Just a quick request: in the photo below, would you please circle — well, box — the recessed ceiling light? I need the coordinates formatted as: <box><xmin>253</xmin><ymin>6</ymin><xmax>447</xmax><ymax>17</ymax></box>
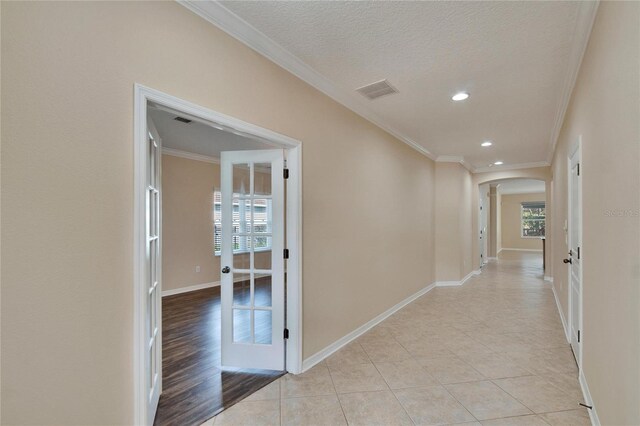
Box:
<box><xmin>494</xmin><ymin>161</ymin><xmax>504</xmax><ymax>165</ymax></box>
<box><xmin>452</xmin><ymin>92</ymin><xmax>469</xmax><ymax>101</ymax></box>
<box><xmin>481</xmin><ymin>141</ymin><xmax>492</xmax><ymax>147</ymax></box>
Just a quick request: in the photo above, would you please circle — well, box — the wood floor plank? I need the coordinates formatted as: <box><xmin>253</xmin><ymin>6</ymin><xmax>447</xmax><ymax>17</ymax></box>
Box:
<box><xmin>154</xmin><ymin>285</ymin><xmax>283</xmax><ymax>426</ymax></box>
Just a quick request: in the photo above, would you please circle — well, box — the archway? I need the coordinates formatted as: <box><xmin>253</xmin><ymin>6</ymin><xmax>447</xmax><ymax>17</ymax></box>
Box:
<box><xmin>471</xmin><ymin>167</ymin><xmax>553</xmax><ymax>279</ymax></box>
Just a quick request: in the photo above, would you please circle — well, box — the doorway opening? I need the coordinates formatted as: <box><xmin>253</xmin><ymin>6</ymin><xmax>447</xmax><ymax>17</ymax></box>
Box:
<box><xmin>134</xmin><ymin>85</ymin><xmax>302</xmax><ymax>426</ymax></box>
<box><xmin>479</xmin><ymin>178</ymin><xmax>547</xmax><ymax>275</ymax></box>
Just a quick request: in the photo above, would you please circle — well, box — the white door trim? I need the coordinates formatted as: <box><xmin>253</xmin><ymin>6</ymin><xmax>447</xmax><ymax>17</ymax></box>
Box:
<box><xmin>133</xmin><ymin>84</ymin><xmax>303</xmax><ymax>426</ymax></box>
<box><xmin>567</xmin><ymin>135</ymin><xmax>583</xmax><ymax>369</ymax></box>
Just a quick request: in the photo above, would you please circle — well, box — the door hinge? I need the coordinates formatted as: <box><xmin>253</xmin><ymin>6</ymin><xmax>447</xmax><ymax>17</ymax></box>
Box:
<box><xmin>283</xmin><ymin>168</ymin><xmax>289</xmax><ymax>179</ymax></box>
<box><xmin>577</xmin><ymin>247</ymin><xmax>580</xmax><ymax>260</ymax></box>
<box><xmin>577</xmin><ymin>163</ymin><xmax>580</xmax><ymax>176</ymax></box>
<box><xmin>578</xmin><ymin>330</ymin><xmax>581</xmax><ymax>343</ymax></box>
<box><xmin>283</xmin><ymin>248</ymin><xmax>289</xmax><ymax>259</ymax></box>
<box><xmin>284</xmin><ymin>328</ymin><xmax>289</xmax><ymax>339</ymax></box>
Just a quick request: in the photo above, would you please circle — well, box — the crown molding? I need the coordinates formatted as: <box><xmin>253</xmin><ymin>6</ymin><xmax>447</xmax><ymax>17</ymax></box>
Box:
<box><xmin>435</xmin><ymin>156</ymin><xmax>474</xmax><ymax>172</ymax></box>
<box><xmin>162</xmin><ymin>147</ymin><xmax>220</xmax><ymax>164</ymax></box>
<box><xmin>437</xmin><ymin>156</ymin><xmax>549</xmax><ymax>174</ymax></box>
<box><xmin>546</xmin><ymin>0</ymin><xmax>600</xmax><ymax>164</ymax></box>
<box><xmin>473</xmin><ymin>161</ymin><xmax>550</xmax><ymax>174</ymax></box>
<box><xmin>436</xmin><ymin>156</ymin><xmax>465</xmax><ymax>163</ymax></box>
<box><xmin>179</xmin><ymin>0</ymin><xmax>596</xmax><ymax>171</ymax></box>
<box><xmin>178</xmin><ymin>0</ymin><xmax>436</xmax><ymax>161</ymax></box>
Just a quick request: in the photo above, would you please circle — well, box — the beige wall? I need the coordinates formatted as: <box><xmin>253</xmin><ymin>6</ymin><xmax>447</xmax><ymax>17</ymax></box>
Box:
<box><xmin>500</xmin><ymin>193</ymin><xmax>545</xmax><ymax>251</ymax></box>
<box><xmin>161</xmin><ymin>154</ymin><xmax>271</xmax><ymax>292</ymax></box>
<box><xmin>162</xmin><ymin>154</ymin><xmax>220</xmax><ymax>292</ymax></box>
<box><xmin>1</xmin><ymin>2</ymin><xmax>436</xmax><ymax>423</ymax></box>
<box><xmin>496</xmin><ymin>189</ymin><xmax>502</xmax><ymax>254</ymax></box>
<box><xmin>550</xmin><ymin>2</ymin><xmax>640</xmax><ymax>424</ymax></box>
<box><xmin>435</xmin><ymin>163</ymin><xmax>473</xmax><ymax>281</ymax></box>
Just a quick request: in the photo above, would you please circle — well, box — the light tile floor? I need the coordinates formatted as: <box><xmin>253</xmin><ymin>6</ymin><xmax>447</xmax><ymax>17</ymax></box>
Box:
<box><xmin>203</xmin><ymin>251</ymin><xmax>590</xmax><ymax>426</ymax></box>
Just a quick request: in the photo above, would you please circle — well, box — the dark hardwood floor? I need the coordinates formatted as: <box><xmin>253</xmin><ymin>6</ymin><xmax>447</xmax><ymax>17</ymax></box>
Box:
<box><xmin>154</xmin><ymin>280</ymin><xmax>283</xmax><ymax>426</ymax></box>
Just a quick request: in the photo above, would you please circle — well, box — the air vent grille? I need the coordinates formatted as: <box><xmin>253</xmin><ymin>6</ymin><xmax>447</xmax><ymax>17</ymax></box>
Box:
<box><xmin>356</xmin><ymin>79</ymin><xmax>398</xmax><ymax>100</ymax></box>
<box><xmin>174</xmin><ymin>116</ymin><xmax>192</xmax><ymax>124</ymax></box>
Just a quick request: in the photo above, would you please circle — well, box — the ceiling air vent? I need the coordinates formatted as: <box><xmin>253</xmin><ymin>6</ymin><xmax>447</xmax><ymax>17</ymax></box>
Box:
<box><xmin>356</xmin><ymin>79</ymin><xmax>398</xmax><ymax>100</ymax></box>
<box><xmin>174</xmin><ymin>116</ymin><xmax>192</xmax><ymax>124</ymax></box>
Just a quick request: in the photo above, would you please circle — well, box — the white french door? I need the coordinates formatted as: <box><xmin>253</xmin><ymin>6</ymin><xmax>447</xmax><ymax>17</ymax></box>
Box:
<box><xmin>220</xmin><ymin>149</ymin><xmax>285</xmax><ymax>371</ymax></box>
<box><xmin>568</xmin><ymin>142</ymin><xmax>582</xmax><ymax>366</ymax></box>
<box><xmin>146</xmin><ymin>118</ymin><xmax>162</xmax><ymax>423</ymax></box>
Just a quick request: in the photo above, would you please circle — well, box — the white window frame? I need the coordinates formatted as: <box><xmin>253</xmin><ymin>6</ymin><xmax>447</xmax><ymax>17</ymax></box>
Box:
<box><xmin>520</xmin><ymin>202</ymin><xmax>546</xmax><ymax>239</ymax></box>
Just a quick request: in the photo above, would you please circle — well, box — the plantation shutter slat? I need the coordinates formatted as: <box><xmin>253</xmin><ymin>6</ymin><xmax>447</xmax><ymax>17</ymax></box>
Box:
<box><xmin>522</xmin><ymin>201</ymin><xmax>545</xmax><ymax>209</ymax></box>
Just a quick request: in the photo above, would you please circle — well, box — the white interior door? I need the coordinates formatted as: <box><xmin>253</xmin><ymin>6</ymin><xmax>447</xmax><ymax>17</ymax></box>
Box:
<box><xmin>146</xmin><ymin>118</ymin><xmax>162</xmax><ymax>423</ymax></box>
<box><xmin>568</xmin><ymin>144</ymin><xmax>582</xmax><ymax>365</ymax></box>
<box><xmin>479</xmin><ymin>193</ymin><xmax>486</xmax><ymax>266</ymax></box>
<box><xmin>221</xmin><ymin>149</ymin><xmax>285</xmax><ymax>371</ymax></box>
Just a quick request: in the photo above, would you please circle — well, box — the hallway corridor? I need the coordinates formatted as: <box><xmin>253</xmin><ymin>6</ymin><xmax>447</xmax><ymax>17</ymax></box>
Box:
<box><xmin>205</xmin><ymin>251</ymin><xmax>589</xmax><ymax>426</ymax></box>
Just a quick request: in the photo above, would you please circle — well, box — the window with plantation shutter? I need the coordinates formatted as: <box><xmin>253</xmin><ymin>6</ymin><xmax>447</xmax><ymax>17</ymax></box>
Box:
<box><xmin>521</xmin><ymin>201</ymin><xmax>545</xmax><ymax>238</ymax></box>
<box><xmin>213</xmin><ymin>190</ymin><xmax>272</xmax><ymax>255</ymax></box>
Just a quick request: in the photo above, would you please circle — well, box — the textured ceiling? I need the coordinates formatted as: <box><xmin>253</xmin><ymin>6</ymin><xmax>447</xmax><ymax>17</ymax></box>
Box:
<box><xmin>219</xmin><ymin>1</ymin><xmax>582</xmax><ymax>169</ymax></box>
<box><xmin>149</xmin><ymin>108</ymin><xmax>274</xmax><ymax>158</ymax></box>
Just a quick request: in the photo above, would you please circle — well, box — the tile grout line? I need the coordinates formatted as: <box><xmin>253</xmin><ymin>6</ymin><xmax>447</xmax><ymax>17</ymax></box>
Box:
<box><xmin>325</xmin><ymin>362</ymin><xmax>351</xmax><ymax>425</ymax></box>
<box><xmin>440</xmin><ymin>382</ymin><xmax>482</xmax><ymax>424</ymax></box>
<box><xmin>489</xmin><ymin>377</ymin><xmax>539</xmax><ymax>416</ymax></box>
<box><xmin>217</xmin><ymin>253</ymin><xmax>580</xmax><ymax>426</ymax></box>
<box><xmin>369</xmin><ymin>360</ymin><xmax>417</xmax><ymax>425</ymax></box>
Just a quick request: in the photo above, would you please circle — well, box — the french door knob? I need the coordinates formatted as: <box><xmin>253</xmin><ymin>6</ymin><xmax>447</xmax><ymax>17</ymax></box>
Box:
<box><xmin>222</xmin><ymin>266</ymin><xmax>231</xmax><ymax>274</ymax></box>
<box><xmin>563</xmin><ymin>258</ymin><xmax>572</xmax><ymax>264</ymax></box>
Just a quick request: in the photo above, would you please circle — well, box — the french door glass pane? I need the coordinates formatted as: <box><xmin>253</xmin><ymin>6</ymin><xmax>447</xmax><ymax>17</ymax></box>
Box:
<box><xmin>254</xmin><ymin>163</ymin><xmax>272</xmax><ymax>196</ymax></box>
<box><xmin>232</xmin><ymin>198</ymin><xmax>251</xmax><ymax>235</ymax></box>
<box><xmin>232</xmin><ymin>276</ymin><xmax>251</xmax><ymax>306</ymax></box>
<box><xmin>233</xmin><ymin>163</ymin><xmax>251</xmax><ymax>196</ymax></box>
<box><xmin>233</xmin><ymin>309</ymin><xmax>251</xmax><ymax>343</ymax></box>
<box><xmin>254</xmin><ymin>238</ymin><xmax>272</xmax><ymax>270</ymax></box>
<box><xmin>254</xmin><ymin>310</ymin><xmax>272</xmax><ymax>344</ymax></box>
<box><xmin>148</xmin><ymin>292</ymin><xmax>154</xmax><ymax>342</ymax></box>
<box><xmin>149</xmin><ymin>239</ymin><xmax>156</xmax><ymax>289</ymax></box>
<box><xmin>252</xmin><ymin>199</ymin><xmax>272</xmax><ymax>234</ymax></box>
<box><xmin>233</xmin><ymin>243</ymin><xmax>251</xmax><ymax>270</ymax></box>
<box><xmin>254</xmin><ymin>275</ymin><xmax>272</xmax><ymax>307</ymax></box>
<box><xmin>149</xmin><ymin>346</ymin><xmax>154</xmax><ymax>389</ymax></box>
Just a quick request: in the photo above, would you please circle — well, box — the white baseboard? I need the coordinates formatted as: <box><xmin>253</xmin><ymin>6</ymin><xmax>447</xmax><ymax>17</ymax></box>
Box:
<box><xmin>580</xmin><ymin>368</ymin><xmax>600</xmax><ymax>426</ymax></box>
<box><xmin>501</xmin><ymin>248</ymin><xmax>543</xmax><ymax>252</ymax></box>
<box><xmin>162</xmin><ymin>281</ymin><xmax>219</xmax><ymax>297</ymax></box>
<box><xmin>551</xmin><ymin>282</ymin><xmax>570</xmax><ymax>342</ymax></box>
<box><xmin>435</xmin><ymin>269</ymin><xmax>481</xmax><ymax>287</ymax></box>
<box><xmin>435</xmin><ymin>280</ymin><xmax>461</xmax><ymax>287</ymax></box>
<box><xmin>301</xmin><ymin>282</ymin><xmax>437</xmax><ymax>372</ymax></box>
<box><xmin>550</xmin><ymin>277</ymin><xmax>599</xmax><ymax>426</ymax></box>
